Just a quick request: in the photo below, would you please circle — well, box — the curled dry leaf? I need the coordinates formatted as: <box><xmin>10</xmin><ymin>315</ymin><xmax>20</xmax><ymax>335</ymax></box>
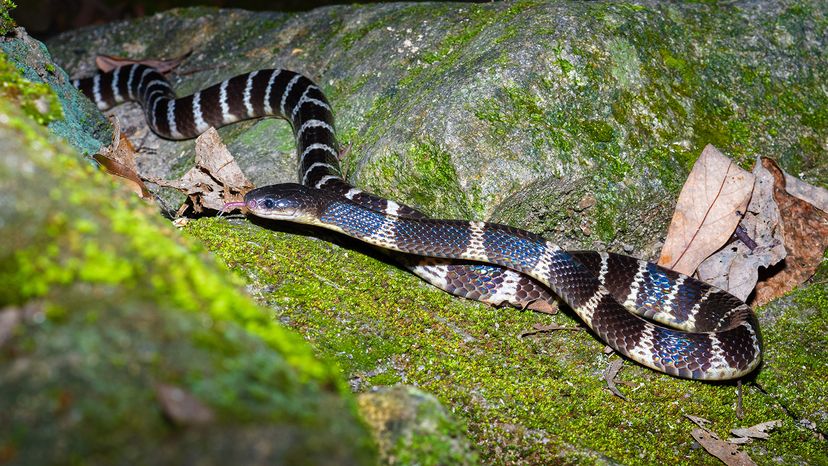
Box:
<box><xmin>752</xmin><ymin>158</ymin><xmax>828</xmax><ymax>305</ymax></box>
<box><xmin>148</xmin><ymin>128</ymin><xmax>253</xmax><ymax>215</ymax></box>
<box><xmin>93</xmin><ymin>118</ymin><xmax>151</xmax><ymax>199</ymax></box>
<box><xmin>697</xmin><ymin>157</ymin><xmax>786</xmax><ymax>302</ymax></box>
<box><xmin>659</xmin><ymin>145</ymin><xmax>755</xmax><ymax>276</ymax></box>
<box><xmin>155</xmin><ymin>384</ymin><xmax>215</xmax><ymax>426</ymax></box>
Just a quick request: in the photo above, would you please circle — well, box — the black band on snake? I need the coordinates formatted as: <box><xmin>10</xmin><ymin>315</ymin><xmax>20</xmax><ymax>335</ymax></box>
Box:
<box><xmin>74</xmin><ymin>63</ymin><xmax>762</xmax><ymax>380</ymax></box>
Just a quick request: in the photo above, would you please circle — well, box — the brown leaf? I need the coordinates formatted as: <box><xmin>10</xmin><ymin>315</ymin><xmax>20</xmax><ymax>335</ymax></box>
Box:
<box><xmin>697</xmin><ymin>158</ymin><xmax>786</xmax><ymax>301</ymax></box>
<box><xmin>95</xmin><ymin>51</ymin><xmax>191</xmax><ymax>74</ymax></box>
<box><xmin>784</xmin><ymin>171</ymin><xmax>828</xmax><ymax>213</ymax></box>
<box><xmin>691</xmin><ymin>428</ymin><xmax>756</xmax><ymax>466</ymax></box>
<box><xmin>523</xmin><ymin>299</ymin><xmax>559</xmax><ymax>315</ymax></box>
<box><xmin>147</xmin><ymin>128</ymin><xmax>253</xmax><ymax>215</ymax></box>
<box><xmin>603</xmin><ymin>358</ymin><xmax>627</xmax><ymax>401</ymax></box>
<box><xmin>155</xmin><ymin>384</ymin><xmax>215</xmax><ymax>426</ymax></box>
<box><xmin>684</xmin><ymin>414</ymin><xmax>711</xmax><ymax>428</ymax></box>
<box><xmin>659</xmin><ymin>145</ymin><xmax>756</xmax><ymax>275</ymax></box>
<box><xmin>753</xmin><ymin>158</ymin><xmax>828</xmax><ymax>305</ymax></box>
<box><xmin>94</xmin><ymin>119</ymin><xmax>151</xmax><ymax>199</ymax></box>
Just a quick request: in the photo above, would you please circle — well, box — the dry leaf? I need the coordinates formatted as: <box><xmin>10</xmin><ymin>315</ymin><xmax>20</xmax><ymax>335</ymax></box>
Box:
<box><xmin>523</xmin><ymin>299</ymin><xmax>559</xmax><ymax>314</ymax></box>
<box><xmin>148</xmin><ymin>128</ymin><xmax>253</xmax><ymax>215</ymax></box>
<box><xmin>684</xmin><ymin>414</ymin><xmax>711</xmax><ymax>428</ymax></box>
<box><xmin>603</xmin><ymin>358</ymin><xmax>627</xmax><ymax>400</ymax></box>
<box><xmin>753</xmin><ymin>158</ymin><xmax>828</xmax><ymax>305</ymax></box>
<box><xmin>697</xmin><ymin>158</ymin><xmax>786</xmax><ymax>301</ymax></box>
<box><xmin>691</xmin><ymin>428</ymin><xmax>756</xmax><ymax>466</ymax></box>
<box><xmin>156</xmin><ymin>384</ymin><xmax>215</xmax><ymax>426</ymax></box>
<box><xmin>95</xmin><ymin>51</ymin><xmax>191</xmax><ymax>74</ymax></box>
<box><xmin>659</xmin><ymin>145</ymin><xmax>755</xmax><ymax>275</ymax></box>
<box><xmin>94</xmin><ymin>119</ymin><xmax>151</xmax><ymax>199</ymax></box>
<box><xmin>784</xmin><ymin>171</ymin><xmax>828</xmax><ymax>212</ymax></box>
<box><xmin>729</xmin><ymin>420</ymin><xmax>782</xmax><ymax>443</ymax></box>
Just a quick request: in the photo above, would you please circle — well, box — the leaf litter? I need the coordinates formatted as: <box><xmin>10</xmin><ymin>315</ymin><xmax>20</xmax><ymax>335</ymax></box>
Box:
<box><xmin>697</xmin><ymin>157</ymin><xmax>787</xmax><ymax>302</ymax></box>
<box><xmin>658</xmin><ymin>144</ymin><xmax>755</xmax><ymax>276</ymax></box>
<box><xmin>659</xmin><ymin>145</ymin><xmax>828</xmax><ymax>305</ymax></box>
<box><xmin>148</xmin><ymin>127</ymin><xmax>253</xmax><ymax>216</ymax></box>
<box><xmin>93</xmin><ymin>118</ymin><xmax>151</xmax><ymax>199</ymax></box>
<box><xmin>683</xmin><ymin>415</ymin><xmax>782</xmax><ymax>466</ymax></box>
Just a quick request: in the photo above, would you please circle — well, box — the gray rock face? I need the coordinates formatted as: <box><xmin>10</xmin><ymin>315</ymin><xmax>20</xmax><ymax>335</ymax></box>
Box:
<box><xmin>48</xmin><ymin>1</ymin><xmax>827</xmax><ymax>255</ymax></box>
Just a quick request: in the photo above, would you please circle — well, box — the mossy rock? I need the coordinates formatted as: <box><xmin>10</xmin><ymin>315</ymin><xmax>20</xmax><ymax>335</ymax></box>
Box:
<box><xmin>358</xmin><ymin>385</ymin><xmax>477</xmax><ymax>465</ymax></box>
<box><xmin>25</xmin><ymin>1</ymin><xmax>828</xmax><ymax>464</ymax></box>
<box><xmin>0</xmin><ymin>34</ymin><xmax>376</xmax><ymax>465</ymax></box>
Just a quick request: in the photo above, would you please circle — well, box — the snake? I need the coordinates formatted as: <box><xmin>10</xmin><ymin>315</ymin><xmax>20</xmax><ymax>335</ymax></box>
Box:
<box><xmin>73</xmin><ymin>62</ymin><xmax>762</xmax><ymax>380</ymax></box>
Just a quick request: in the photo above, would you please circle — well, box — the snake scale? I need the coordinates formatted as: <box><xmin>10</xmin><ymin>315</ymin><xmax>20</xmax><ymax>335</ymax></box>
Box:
<box><xmin>74</xmin><ymin>62</ymin><xmax>762</xmax><ymax>380</ymax></box>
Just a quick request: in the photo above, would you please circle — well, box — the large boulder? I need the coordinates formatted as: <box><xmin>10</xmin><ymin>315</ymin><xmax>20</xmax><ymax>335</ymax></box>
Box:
<box><xmin>0</xmin><ymin>29</ymin><xmax>377</xmax><ymax>466</ymax></box>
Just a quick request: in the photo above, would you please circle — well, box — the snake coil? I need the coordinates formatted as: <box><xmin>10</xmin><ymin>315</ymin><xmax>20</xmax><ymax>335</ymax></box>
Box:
<box><xmin>75</xmin><ymin>62</ymin><xmax>762</xmax><ymax>380</ymax></box>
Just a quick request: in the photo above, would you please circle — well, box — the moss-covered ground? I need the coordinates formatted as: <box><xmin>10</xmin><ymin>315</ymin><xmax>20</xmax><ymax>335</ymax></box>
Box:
<box><xmin>185</xmin><ymin>217</ymin><xmax>827</xmax><ymax>464</ymax></box>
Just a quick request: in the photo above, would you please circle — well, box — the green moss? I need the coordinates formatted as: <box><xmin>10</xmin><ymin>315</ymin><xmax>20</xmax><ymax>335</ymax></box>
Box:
<box><xmin>0</xmin><ymin>0</ymin><xmax>15</xmax><ymax>35</ymax></box>
<box><xmin>183</xmin><ymin>212</ymin><xmax>826</xmax><ymax>464</ymax></box>
<box><xmin>359</xmin><ymin>139</ymin><xmax>481</xmax><ymax>218</ymax></box>
<box><xmin>0</xmin><ymin>96</ymin><xmax>377</xmax><ymax>463</ymax></box>
<box><xmin>0</xmin><ymin>51</ymin><xmax>62</xmax><ymax>125</ymax></box>
<box><xmin>0</xmin><ymin>104</ymin><xmax>338</xmax><ymax>390</ymax></box>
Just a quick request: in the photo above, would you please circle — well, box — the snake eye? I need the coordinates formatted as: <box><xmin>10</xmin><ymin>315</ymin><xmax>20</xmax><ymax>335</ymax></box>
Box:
<box><xmin>262</xmin><ymin>198</ymin><xmax>276</xmax><ymax>209</ymax></box>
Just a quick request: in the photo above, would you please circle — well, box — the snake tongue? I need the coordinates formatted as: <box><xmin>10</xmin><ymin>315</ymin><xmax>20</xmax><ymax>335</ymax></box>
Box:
<box><xmin>222</xmin><ymin>201</ymin><xmax>247</xmax><ymax>212</ymax></box>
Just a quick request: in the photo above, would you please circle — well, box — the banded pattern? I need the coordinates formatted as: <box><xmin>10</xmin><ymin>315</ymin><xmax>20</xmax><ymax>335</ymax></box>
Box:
<box><xmin>243</xmin><ymin>184</ymin><xmax>763</xmax><ymax>380</ymax></box>
<box><xmin>76</xmin><ymin>63</ymin><xmax>763</xmax><ymax>380</ymax></box>
<box><xmin>73</xmin><ymin>63</ymin><xmax>558</xmax><ymax>311</ymax></box>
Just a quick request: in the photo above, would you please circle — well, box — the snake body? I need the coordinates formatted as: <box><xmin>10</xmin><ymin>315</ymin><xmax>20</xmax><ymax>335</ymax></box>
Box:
<box><xmin>73</xmin><ymin>64</ymin><xmax>559</xmax><ymax>311</ymax></box>
<box><xmin>75</xmin><ymin>63</ymin><xmax>762</xmax><ymax>380</ymax></box>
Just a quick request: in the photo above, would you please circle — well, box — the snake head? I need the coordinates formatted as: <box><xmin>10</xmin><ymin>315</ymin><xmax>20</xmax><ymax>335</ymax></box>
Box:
<box><xmin>243</xmin><ymin>183</ymin><xmax>323</xmax><ymax>224</ymax></box>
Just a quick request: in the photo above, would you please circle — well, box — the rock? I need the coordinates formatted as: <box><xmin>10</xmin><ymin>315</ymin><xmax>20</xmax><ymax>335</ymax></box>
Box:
<box><xmin>0</xmin><ymin>31</ymin><xmax>376</xmax><ymax>465</ymax></box>
<box><xmin>47</xmin><ymin>1</ymin><xmax>827</xmax><ymax>254</ymax></box>
<box><xmin>15</xmin><ymin>1</ymin><xmax>828</xmax><ymax>464</ymax></box>
<box><xmin>358</xmin><ymin>385</ymin><xmax>477</xmax><ymax>465</ymax></box>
